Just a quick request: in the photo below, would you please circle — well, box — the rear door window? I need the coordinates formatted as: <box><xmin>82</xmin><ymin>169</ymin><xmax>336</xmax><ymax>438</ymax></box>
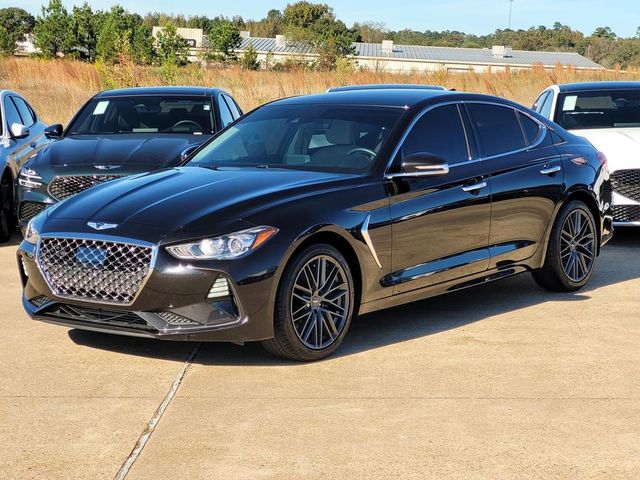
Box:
<box><xmin>467</xmin><ymin>104</ymin><xmax>527</xmax><ymax>157</ymax></box>
<box><xmin>518</xmin><ymin>112</ymin><xmax>542</xmax><ymax>145</ymax></box>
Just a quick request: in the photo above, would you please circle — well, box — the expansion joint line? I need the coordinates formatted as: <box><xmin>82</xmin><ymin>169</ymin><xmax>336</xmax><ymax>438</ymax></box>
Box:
<box><xmin>113</xmin><ymin>342</ymin><xmax>202</xmax><ymax>480</ymax></box>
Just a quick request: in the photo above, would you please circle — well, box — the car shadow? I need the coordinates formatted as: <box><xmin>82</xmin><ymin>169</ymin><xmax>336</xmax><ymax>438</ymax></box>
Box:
<box><xmin>69</xmin><ymin>228</ymin><xmax>640</xmax><ymax>365</ymax></box>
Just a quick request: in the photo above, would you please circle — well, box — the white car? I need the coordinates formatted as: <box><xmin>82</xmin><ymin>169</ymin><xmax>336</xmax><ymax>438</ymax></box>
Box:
<box><xmin>1</xmin><ymin>90</ymin><xmax>47</xmax><ymax>241</ymax></box>
<box><xmin>533</xmin><ymin>82</ymin><xmax>640</xmax><ymax>226</ymax></box>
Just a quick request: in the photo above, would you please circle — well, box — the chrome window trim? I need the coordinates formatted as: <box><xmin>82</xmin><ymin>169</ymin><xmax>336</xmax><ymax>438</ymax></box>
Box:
<box><xmin>383</xmin><ymin>100</ymin><xmax>550</xmax><ymax>177</ymax></box>
<box><xmin>35</xmin><ymin>233</ymin><xmax>158</xmax><ymax>307</ymax></box>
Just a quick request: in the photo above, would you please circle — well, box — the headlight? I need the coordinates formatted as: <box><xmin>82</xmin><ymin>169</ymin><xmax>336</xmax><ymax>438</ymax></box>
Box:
<box><xmin>18</xmin><ymin>167</ymin><xmax>42</xmax><ymax>188</ymax></box>
<box><xmin>166</xmin><ymin>226</ymin><xmax>278</xmax><ymax>260</ymax></box>
<box><xmin>24</xmin><ymin>217</ymin><xmax>40</xmax><ymax>245</ymax></box>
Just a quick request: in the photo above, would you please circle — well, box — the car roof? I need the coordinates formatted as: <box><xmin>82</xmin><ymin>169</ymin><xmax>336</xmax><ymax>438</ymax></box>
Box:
<box><xmin>556</xmin><ymin>81</ymin><xmax>640</xmax><ymax>93</ymax></box>
<box><xmin>326</xmin><ymin>84</ymin><xmax>446</xmax><ymax>93</ymax></box>
<box><xmin>271</xmin><ymin>89</ymin><xmax>463</xmax><ymax>108</ymax></box>
<box><xmin>95</xmin><ymin>86</ymin><xmax>227</xmax><ymax>98</ymax></box>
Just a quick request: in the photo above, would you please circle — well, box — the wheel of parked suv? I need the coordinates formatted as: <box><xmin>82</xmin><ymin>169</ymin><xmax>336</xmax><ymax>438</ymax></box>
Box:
<box><xmin>0</xmin><ymin>174</ymin><xmax>14</xmax><ymax>243</ymax></box>
<box><xmin>533</xmin><ymin>200</ymin><xmax>597</xmax><ymax>292</ymax></box>
<box><xmin>262</xmin><ymin>244</ymin><xmax>355</xmax><ymax>361</ymax></box>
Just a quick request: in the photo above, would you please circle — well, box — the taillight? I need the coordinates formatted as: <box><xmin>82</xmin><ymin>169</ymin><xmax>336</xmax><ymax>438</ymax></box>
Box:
<box><xmin>596</xmin><ymin>151</ymin><xmax>608</xmax><ymax>169</ymax></box>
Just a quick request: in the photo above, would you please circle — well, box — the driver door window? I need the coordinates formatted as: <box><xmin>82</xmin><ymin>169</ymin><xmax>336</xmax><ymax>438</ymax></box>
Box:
<box><xmin>401</xmin><ymin>104</ymin><xmax>471</xmax><ymax>164</ymax></box>
<box><xmin>219</xmin><ymin>96</ymin><xmax>234</xmax><ymax>127</ymax></box>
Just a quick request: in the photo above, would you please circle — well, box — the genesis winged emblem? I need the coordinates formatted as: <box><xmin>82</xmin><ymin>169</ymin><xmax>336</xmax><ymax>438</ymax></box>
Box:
<box><xmin>87</xmin><ymin>222</ymin><xmax>118</xmax><ymax>231</ymax></box>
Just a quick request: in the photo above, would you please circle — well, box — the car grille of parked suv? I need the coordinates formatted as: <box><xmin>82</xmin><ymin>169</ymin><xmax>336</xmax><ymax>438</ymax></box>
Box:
<box><xmin>612</xmin><ymin>205</ymin><xmax>640</xmax><ymax>223</ymax></box>
<box><xmin>610</xmin><ymin>169</ymin><xmax>640</xmax><ymax>203</ymax></box>
<box><xmin>18</xmin><ymin>201</ymin><xmax>46</xmax><ymax>222</ymax></box>
<box><xmin>48</xmin><ymin>174</ymin><xmax>126</xmax><ymax>201</ymax></box>
<box><xmin>37</xmin><ymin>237</ymin><xmax>153</xmax><ymax>305</ymax></box>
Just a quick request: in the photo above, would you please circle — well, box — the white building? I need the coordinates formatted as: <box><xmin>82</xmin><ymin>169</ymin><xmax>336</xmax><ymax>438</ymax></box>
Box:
<box><xmin>150</xmin><ymin>27</ymin><xmax>603</xmax><ymax>72</ymax></box>
<box><xmin>152</xmin><ymin>26</ymin><xmax>205</xmax><ymax>62</ymax></box>
<box><xmin>235</xmin><ymin>35</ymin><xmax>603</xmax><ymax>72</ymax></box>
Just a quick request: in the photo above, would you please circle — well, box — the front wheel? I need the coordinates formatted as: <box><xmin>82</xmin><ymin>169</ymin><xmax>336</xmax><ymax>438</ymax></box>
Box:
<box><xmin>533</xmin><ymin>200</ymin><xmax>597</xmax><ymax>292</ymax></box>
<box><xmin>262</xmin><ymin>244</ymin><xmax>355</xmax><ymax>361</ymax></box>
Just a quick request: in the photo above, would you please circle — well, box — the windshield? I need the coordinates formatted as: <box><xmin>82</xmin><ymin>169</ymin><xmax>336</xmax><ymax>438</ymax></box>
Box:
<box><xmin>188</xmin><ymin>104</ymin><xmax>403</xmax><ymax>173</ymax></box>
<box><xmin>556</xmin><ymin>89</ymin><xmax>640</xmax><ymax>130</ymax></box>
<box><xmin>67</xmin><ymin>96</ymin><xmax>214</xmax><ymax>135</ymax></box>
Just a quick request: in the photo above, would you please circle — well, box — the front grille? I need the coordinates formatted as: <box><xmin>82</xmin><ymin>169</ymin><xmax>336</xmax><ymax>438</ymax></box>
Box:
<box><xmin>37</xmin><ymin>237</ymin><xmax>153</xmax><ymax>305</ymax></box>
<box><xmin>42</xmin><ymin>303</ymin><xmax>153</xmax><ymax>331</ymax></box>
<box><xmin>19</xmin><ymin>201</ymin><xmax>46</xmax><ymax>222</ymax></box>
<box><xmin>48</xmin><ymin>175</ymin><xmax>125</xmax><ymax>201</ymax></box>
<box><xmin>612</xmin><ymin>205</ymin><xmax>640</xmax><ymax>223</ymax></box>
<box><xmin>611</xmin><ymin>169</ymin><xmax>640</xmax><ymax>203</ymax></box>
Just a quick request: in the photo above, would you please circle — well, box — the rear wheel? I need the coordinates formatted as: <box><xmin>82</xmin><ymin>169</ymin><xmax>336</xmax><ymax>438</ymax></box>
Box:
<box><xmin>0</xmin><ymin>174</ymin><xmax>14</xmax><ymax>243</ymax></box>
<box><xmin>533</xmin><ymin>200</ymin><xmax>597</xmax><ymax>292</ymax></box>
<box><xmin>262</xmin><ymin>244</ymin><xmax>355</xmax><ymax>361</ymax></box>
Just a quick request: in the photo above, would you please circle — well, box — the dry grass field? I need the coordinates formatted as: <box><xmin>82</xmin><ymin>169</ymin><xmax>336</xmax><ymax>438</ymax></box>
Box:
<box><xmin>2</xmin><ymin>57</ymin><xmax>640</xmax><ymax>124</ymax></box>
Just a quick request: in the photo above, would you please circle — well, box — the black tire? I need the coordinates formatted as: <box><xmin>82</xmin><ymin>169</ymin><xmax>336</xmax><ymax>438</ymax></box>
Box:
<box><xmin>0</xmin><ymin>173</ymin><xmax>15</xmax><ymax>243</ymax></box>
<box><xmin>262</xmin><ymin>244</ymin><xmax>355</xmax><ymax>361</ymax></box>
<box><xmin>533</xmin><ymin>200</ymin><xmax>597</xmax><ymax>292</ymax></box>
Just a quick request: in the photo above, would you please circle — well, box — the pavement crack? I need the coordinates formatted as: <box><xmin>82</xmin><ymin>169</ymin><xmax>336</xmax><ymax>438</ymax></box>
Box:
<box><xmin>113</xmin><ymin>342</ymin><xmax>201</xmax><ymax>480</ymax></box>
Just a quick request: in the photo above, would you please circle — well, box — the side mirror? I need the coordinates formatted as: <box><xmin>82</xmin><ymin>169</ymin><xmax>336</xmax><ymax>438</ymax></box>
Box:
<box><xmin>180</xmin><ymin>144</ymin><xmax>201</xmax><ymax>162</ymax></box>
<box><xmin>387</xmin><ymin>152</ymin><xmax>450</xmax><ymax>179</ymax></box>
<box><xmin>10</xmin><ymin>123</ymin><xmax>30</xmax><ymax>139</ymax></box>
<box><xmin>44</xmin><ymin>124</ymin><xmax>63</xmax><ymax>139</ymax></box>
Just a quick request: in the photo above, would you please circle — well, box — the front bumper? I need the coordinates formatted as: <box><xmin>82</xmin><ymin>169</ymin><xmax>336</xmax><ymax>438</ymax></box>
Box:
<box><xmin>17</xmin><ymin>237</ymin><xmax>279</xmax><ymax>342</ymax></box>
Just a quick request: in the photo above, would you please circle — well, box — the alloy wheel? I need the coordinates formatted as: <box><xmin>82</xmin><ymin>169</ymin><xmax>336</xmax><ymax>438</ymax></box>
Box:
<box><xmin>560</xmin><ymin>209</ymin><xmax>595</xmax><ymax>283</ymax></box>
<box><xmin>290</xmin><ymin>254</ymin><xmax>350</xmax><ymax>350</ymax></box>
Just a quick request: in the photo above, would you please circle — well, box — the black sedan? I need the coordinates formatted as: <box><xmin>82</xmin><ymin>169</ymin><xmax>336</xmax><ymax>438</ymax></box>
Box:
<box><xmin>15</xmin><ymin>86</ymin><xmax>243</xmax><ymax>225</ymax></box>
<box><xmin>18</xmin><ymin>88</ymin><xmax>613</xmax><ymax>361</ymax></box>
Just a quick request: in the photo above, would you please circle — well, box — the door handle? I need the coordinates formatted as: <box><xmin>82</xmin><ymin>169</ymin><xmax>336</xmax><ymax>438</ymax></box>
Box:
<box><xmin>462</xmin><ymin>181</ymin><xmax>487</xmax><ymax>193</ymax></box>
<box><xmin>540</xmin><ymin>165</ymin><xmax>562</xmax><ymax>175</ymax></box>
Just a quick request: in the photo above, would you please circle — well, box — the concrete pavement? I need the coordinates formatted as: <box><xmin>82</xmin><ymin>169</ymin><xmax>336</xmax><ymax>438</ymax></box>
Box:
<box><xmin>1</xmin><ymin>230</ymin><xmax>639</xmax><ymax>479</ymax></box>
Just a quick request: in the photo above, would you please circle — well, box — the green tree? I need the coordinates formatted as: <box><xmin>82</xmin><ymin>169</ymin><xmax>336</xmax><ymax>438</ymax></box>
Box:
<box><xmin>34</xmin><ymin>0</ymin><xmax>72</xmax><ymax>57</ymax></box>
<box><xmin>97</xmin><ymin>6</ymin><xmax>153</xmax><ymax>64</ymax></box>
<box><xmin>0</xmin><ymin>27</ymin><xmax>13</xmax><ymax>56</ymax></box>
<box><xmin>70</xmin><ymin>3</ymin><xmax>104</xmax><ymax>60</ymax></box>
<box><xmin>240</xmin><ymin>42</ymin><xmax>259</xmax><ymax>69</ymax></box>
<box><xmin>155</xmin><ymin>22</ymin><xmax>189</xmax><ymax>65</ymax></box>
<box><xmin>205</xmin><ymin>19</ymin><xmax>241</xmax><ymax>61</ymax></box>
<box><xmin>282</xmin><ymin>1</ymin><xmax>357</xmax><ymax>70</ymax></box>
<box><xmin>592</xmin><ymin>26</ymin><xmax>617</xmax><ymax>39</ymax></box>
<box><xmin>0</xmin><ymin>8</ymin><xmax>35</xmax><ymax>54</ymax></box>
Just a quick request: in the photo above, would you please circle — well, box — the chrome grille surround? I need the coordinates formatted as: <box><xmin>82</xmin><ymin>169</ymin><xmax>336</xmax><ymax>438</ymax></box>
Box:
<box><xmin>611</xmin><ymin>169</ymin><xmax>640</xmax><ymax>203</ymax></box>
<box><xmin>36</xmin><ymin>236</ymin><xmax>155</xmax><ymax>306</ymax></box>
<box><xmin>48</xmin><ymin>175</ymin><xmax>125</xmax><ymax>201</ymax></box>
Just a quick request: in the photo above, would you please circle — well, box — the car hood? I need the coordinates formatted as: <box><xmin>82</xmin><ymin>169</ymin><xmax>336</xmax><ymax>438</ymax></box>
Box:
<box><xmin>572</xmin><ymin>127</ymin><xmax>640</xmax><ymax>171</ymax></box>
<box><xmin>46</xmin><ymin>166</ymin><xmax>361</xmax><ymax>234</ymax></box>
<box><xmin>28</xmin><ymin>134</ymin><xmax>208</xmax><ymax>170</ymax></box>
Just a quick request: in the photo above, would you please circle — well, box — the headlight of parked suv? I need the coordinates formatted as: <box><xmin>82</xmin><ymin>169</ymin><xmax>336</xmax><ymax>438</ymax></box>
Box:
<box><xmin>166</xmin><ymin>226</ymin><xmax>278</xmax><ymax>260</ymax></box>
<box><xmin>18</xmin><ymin>167</ymin><xmax>42</xmax><ymax>189</ymax></box>
<box><xmin>24</xmin><ymin>217</ymin><xmax>40</xmax><ymax>245</ymax></box>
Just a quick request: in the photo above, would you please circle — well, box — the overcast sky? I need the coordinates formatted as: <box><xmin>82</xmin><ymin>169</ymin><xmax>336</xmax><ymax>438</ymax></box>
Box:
<box><xmin>17</xmin><ymin>0</ymin><xmax>640</xmax><ymax>38</ymax></box>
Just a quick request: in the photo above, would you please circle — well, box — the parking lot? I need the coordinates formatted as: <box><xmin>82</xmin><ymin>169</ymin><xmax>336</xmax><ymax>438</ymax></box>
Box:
<box><xmin>1</xmin><ymin>228</ymin><xmax>638</xmax><ymax>479</ymax></box>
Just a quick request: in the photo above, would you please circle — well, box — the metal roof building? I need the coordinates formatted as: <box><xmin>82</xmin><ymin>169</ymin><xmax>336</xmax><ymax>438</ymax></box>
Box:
<box><xmin>235</xmin><ymin>35</ymin><xmax>603</xmax><ymax>72</ymax></box>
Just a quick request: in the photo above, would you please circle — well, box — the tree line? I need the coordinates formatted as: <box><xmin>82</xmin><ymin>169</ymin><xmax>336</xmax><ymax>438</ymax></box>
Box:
<box><xmin>1</xmin><ymin>1</ymin><xmax>640</xmax><ymax>70</ymax></box>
